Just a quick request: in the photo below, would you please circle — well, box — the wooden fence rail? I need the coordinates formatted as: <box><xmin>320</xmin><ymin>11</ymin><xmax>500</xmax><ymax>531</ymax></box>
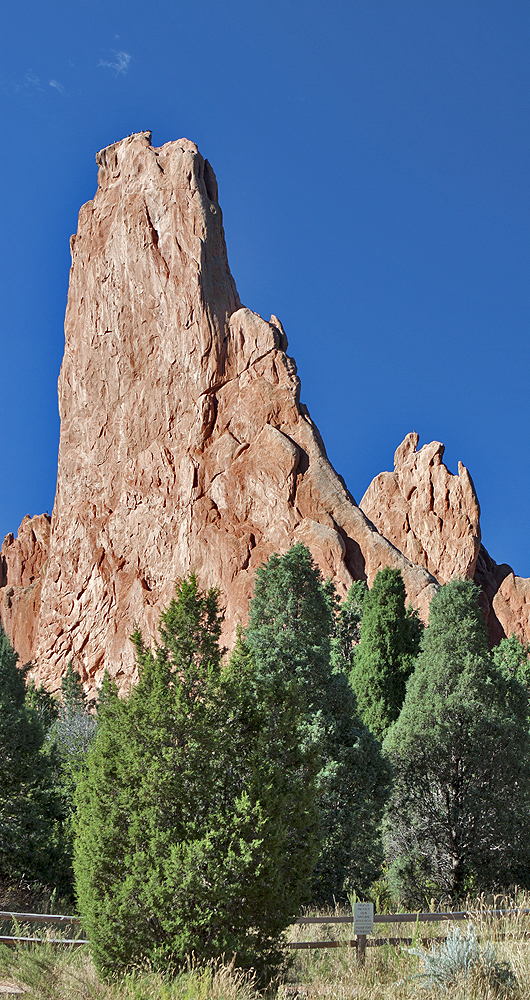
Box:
<box><xmin>290</xmin><ymin>908</ymin><xmax>530</xmax><ymax>962</ymax></box>
<box><xmin>1</xmin><ymin>907</ymin><xmax>529</xmax><ymax>956</ymax></box>
<box><xmin>0</xmin><ymin>912</ymin><xmax>82</xmax><ymax>924</ymax></box>
<box><xmin>0</xmin><ymin>911</ymin><xmax>87</xmax><ymax>947</ymax></box>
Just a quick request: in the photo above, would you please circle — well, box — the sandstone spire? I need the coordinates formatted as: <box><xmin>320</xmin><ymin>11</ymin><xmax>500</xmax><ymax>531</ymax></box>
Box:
<box><xmin>1</xmin><ymin>132</ymin><xmax>439</xmax><ymax>689</ymax></box>
<box><xmin>360</xmin><ymin>431</ymin><xmax>530</xmax><ymax>645</ymax></box>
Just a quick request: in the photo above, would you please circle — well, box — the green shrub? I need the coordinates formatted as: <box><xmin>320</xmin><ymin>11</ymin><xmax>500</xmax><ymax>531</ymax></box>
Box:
<box><xmin>74</xmin><ymin>575</ymin><xmax>318</xmax><ymax>983</ymax></box>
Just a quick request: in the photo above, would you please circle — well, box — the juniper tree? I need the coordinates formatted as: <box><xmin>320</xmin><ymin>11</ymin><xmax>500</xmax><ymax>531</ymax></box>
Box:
<box><xmin>330</xmin><ymin>580</ymin><xmax>367</xmax><ymax>672</ymax></box>
<box><xmin>26</xmin><ymin>680</ymin><xmax>59</xmax><ymax>732</ymax></box>
<box><xmin>384</xmin><ymin>578</ymin><xmax>530</xmax><ymax>903</ymax></box>
<box><xmin>0</xmin><ymin>624</ymin><xmax>61</xmax><ymax>887</ymax></box>
<box><xmin>44</xmin><ymin>661</ymin><xmax>98</xmax><ymax>900</ymax></box>
<box><xmin>74</xmin><ymin>575</ymin><xmax>318</xmax><ymax>981</ymax></box>
<box><xmin>242</xmin><ymin>544</ymin><xmax>391</xmax><ymax>904</ymax></box>
<box><xmin>492</xmin><ymin>633</ymin><xmax>530</xmax><ymax>699</ymax></box>
<box><xmin>350</xmin><ymin>567</ymin><xmax>423</xmax><ymax>740</ymax></box>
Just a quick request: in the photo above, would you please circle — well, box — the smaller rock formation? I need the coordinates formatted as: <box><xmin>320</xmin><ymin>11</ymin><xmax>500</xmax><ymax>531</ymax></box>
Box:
<box><xmin>361</xmin><ymin>433</ymin><xmax>530</xmax><ymax>646</ymax></box>
<box><xmin>0</xmin><ymin>514</ymin><xmax>50</xmax><ymax>665</ymax></box>
<box><xmin>360</xmin><ymin>432</ymin><xmax>481</xmax><ymax>583</ymax></box>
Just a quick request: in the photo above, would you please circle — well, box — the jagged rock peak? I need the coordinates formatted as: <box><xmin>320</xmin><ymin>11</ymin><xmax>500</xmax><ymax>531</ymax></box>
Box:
<box><xmin>361</xmin><ymin>431</ymin><xmax>482</xmax><ymax>583</ymax></box>
<box><xmin>361</xmin><ymin>432</ymin><xmax>530</xmax><ymax>646</ymax></box>
<box><xmin>2</xmin><ymin>134</ymin><xmax>440</xmax><ymax>691</ymax></box>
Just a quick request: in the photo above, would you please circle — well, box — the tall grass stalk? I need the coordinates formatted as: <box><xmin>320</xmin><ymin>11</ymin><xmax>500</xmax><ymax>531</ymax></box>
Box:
<box><xmin>0</xmin><ymin>945</ymin><xmax>263</xmax><ymax>1000</ymax></box>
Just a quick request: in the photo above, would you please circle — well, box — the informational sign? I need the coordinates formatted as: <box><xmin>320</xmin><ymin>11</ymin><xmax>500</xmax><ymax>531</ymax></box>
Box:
<box><xmin>353</xmin><ymin>901</ymin><xmax>374</xmax><ymax>935</ymax></box>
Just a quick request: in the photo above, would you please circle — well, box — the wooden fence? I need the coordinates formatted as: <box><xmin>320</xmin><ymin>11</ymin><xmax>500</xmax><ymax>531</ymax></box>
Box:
<box><xmin>290</xmin><ymin>909</ymin><xmax>530</xmax><ymax>963</ymax></box>
<box><xmin>1</xmin><ymin>907</ymin><xmax>529</xmax><ymax>962</ymax></box>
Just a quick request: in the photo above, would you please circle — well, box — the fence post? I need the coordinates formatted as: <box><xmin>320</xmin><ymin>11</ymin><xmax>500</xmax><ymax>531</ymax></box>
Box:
<box><xmin>356</xmin><ymin>934</ymin><xmax>366</xmax><ymax>965</ymax></box>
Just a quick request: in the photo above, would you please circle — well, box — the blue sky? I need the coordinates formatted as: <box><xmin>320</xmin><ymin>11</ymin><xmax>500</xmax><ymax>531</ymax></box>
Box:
<box><xmin>1</xmin><ymin>0</ymin><xmax>529</xmax><ymax>576</ymax></box>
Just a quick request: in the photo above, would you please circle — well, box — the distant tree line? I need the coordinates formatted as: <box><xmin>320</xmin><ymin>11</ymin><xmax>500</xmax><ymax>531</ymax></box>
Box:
<box><xmin>1</xmin><ymin>544</ymin><xmax>530</xmax><ymax>981</ymax></box>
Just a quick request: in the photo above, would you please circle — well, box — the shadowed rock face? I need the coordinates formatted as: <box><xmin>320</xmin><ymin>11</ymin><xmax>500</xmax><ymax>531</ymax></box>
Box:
<box><xmin>360</xmin><ymin>432</ymin><xmax>530</xmax><ymax>646</ymax></box>
<box><xmin>2</xmin><ymin>132</ymin><xmax>527</xmax><ymax>691</ymax></box>
<box><xmin>0</xmin><ymin>133</ymin><xmax>437</xmax><ymax>691</ymax></box>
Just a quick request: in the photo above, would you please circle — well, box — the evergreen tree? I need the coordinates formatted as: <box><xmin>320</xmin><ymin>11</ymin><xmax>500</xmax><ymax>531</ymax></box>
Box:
<box><xmin>74</xmin><ymin>576</ymin><xmax>318</xmax><ymax>981</ymax></box>
<box><xmin>384</xmin><ymin>578</ymin><xmax>530</xmax><ymax>903</ymax></box>
<box><xmin>350</xmin><ymin>567</ymin><xmax>423</xmax><ymax>740</ymax></box>
<box><xmin>61</xmin><ymin>660</ymin><xmax>86</xmax><ymax>709</ymax></box>
<box><xmin>330</xmin><ymin>580</ymin><xmax>367</xmax><ymax>672</ymax></box>
<box><xmin>26</xmin><ymin>681</ymin><xmax>59</xmax><ymax>732</ymax></box>
<box><xmin>243</xmin><ymin>544</ymin><xmax>391</xmax><ymax>903</ymax></box>
<box><xmin>492</xmin><ymin>634</ymin><xmax>530</xmax><ymax>698</ymax></box>
<box><xmin>44</xmin><ymin>661</ymin><xmax>98</xmax><ymax>900</ymax></box>
<box><xmin>0</xmin><ymin>624</ymin><xmax>61</xmax><ymax>887</ymax></box>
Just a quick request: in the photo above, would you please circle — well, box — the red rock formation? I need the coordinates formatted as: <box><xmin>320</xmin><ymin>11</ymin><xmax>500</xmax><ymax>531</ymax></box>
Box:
<box><xmin>3</xmin><ymin>133</ymin><xmax>528</xmax><ymax>689</ymax></box>
<box><xmin>3</xmin><ymin>132</ymin><xmax>437</xmax><ymax>691</ymax></box>
<box><xmin>0</xmin><ymin>514</ymin><xmax>50</xmax><ymax>666</ymax></box>
<box><xmin>360</xmin><ymin>432</ymin><xmax>481</xmax><ymax>584</ymax></box>
<box><xmin>361</xmin><ymin>433</ymin><xmax>530</xmax><ymax>645</ymax></box>
<box><xmin>474</xmin><ymin>546</ymin><xmax>530</xmax><ymax>646</ymax></box>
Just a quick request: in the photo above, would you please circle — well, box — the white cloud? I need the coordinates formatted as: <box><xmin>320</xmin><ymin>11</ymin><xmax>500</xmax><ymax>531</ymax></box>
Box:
<box><xmin>26</xmin><ymin>72</ymin><xmax>41</xmax><ymax>87</ymax></box>
<box><xmin>98</xmin><ymin>51</ymin><xmax>132</xmax><ymax>76</ymax></box>
<box><xmin>49</xmin><ymin>79</ymin><xmax>65</xmax><ymax>94</ymax></box>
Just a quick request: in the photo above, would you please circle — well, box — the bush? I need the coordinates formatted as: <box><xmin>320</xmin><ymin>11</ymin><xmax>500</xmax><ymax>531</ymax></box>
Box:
<box><xmin>74</xmin><ymin>575</ymin><xmax>318</xmax><ymax>982</ymax></box>
<box><xmin>409</xmin><ymin>924</ymin><xmax>515</xmax><ymax>992</ymax></box>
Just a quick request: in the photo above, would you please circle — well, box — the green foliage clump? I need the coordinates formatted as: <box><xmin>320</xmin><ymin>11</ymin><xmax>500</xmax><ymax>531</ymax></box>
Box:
<box><xmin>74</xmin><ymin>574</ymin><xmax>316</xmax><ymax>982</ymax></box>
<box><xmin>350</xmin><ymin>567</ymin><xmax>423</xmax><ymax>740</ymax></box>
<box><xmin>384</xmin><ymin>577</ymin><xmax>530</xmax><ymax>903</ymax></box>
<box><xmin>0</xmin><ymin>623</ymin><xmax>62</xmax><ymax>888</ymax></box>
<box><xmin>26</xmin><ymin>680</ymin><xmax>60</xmax><ymax>731</ymax></box>
<box><xmin>330</xmin><ymin>580</ymin><xmax>367</xmax><ymax>672</ymax></box>
<box><xmin>241</xmin><ymin>544</ymin><xmax>390</xmax><ymax>904</ymax></box>
<box><xmin>39</xmin><ymin>661</ymin><xmax>98</xmax><ymax>898</ymax></box>
<box><xmin>493</xmin><ymin>632</ymin><xmax>530</xmax><ymax>699</ymax></box>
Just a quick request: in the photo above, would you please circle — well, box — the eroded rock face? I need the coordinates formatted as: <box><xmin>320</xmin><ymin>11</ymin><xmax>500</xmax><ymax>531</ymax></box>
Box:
<box><xmin>0</xmin><ymin>514</ymin><xmax>50</xmax><ymax>666</ymax></box>
<box><xmin>474</xmin><ymin>546</ymin><xmax>530</xmax><ymax>646</ymax></box>
<box><xmin>17</xmin><ymin>132</ymin><xmax>437</xmax><ymax>691</ymax></box>
<box><xmin>361</xmin><ymin>433</ymin><xmax>530</xmax><ymax>645</ymax></box>
<box><xmin>360</xmin><ymin>432</ymin><xmax>481</xmax><ymax>583</ymax></box>
<box><xmin>4</xmin><ymin>132</ymin><xmax>527</xmax><ymax>690</ymax></box>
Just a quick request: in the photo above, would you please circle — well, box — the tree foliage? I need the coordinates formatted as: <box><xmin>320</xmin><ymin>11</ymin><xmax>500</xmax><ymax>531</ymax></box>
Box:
<box><xmin>242</xmin><ymin>544</ymin><xmax>390</xmax><ymax>903</ymax></box>
<box><xmin>350</xmin><ymin>567</ymin><xmax>423</xmax><ymax>740</ymax></box>
<box><xmin>492</xmin><ymin>633</ymin><xmax>530</xmax><ymax>699</ymax></box>
<box><xmin>45</xmin><ymin>660</ymin><xmax>98</xmax><ymax>894</ymax></box>
<box><xmin>74</xmin><ymin>575</ymin><xmax>318</xmax><ymax>981</ymax></box>
<box><xmin>330</xmin><ymin>580</ymin><xmax>367</xmax><ymax>672</ymax></box>
<box><xmin>0</xmin><ymin>624</ymin><xmax>61</xmax><ymax>887</ymax></box>
<box><xmin>383</xmin><ymin>578</ymin><xmax>530</xmax><ymax>903</ymax></box>
<box><xmin>50</xmin><ymin>662</ymin><xmax>97</xmax><ymax>780</ymax></box>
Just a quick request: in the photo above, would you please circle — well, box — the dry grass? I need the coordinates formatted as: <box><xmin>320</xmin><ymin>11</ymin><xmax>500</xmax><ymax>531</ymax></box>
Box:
<box><xmin>0</xmin><ymin>944</ymin><xmax>263</xmax><ymax>999</ymax></box>
<box><xmin>0</xmin><ymin>896</ymin><xmax>529</xmax><ymax>999</ymax></box>
<box><xmin>281</xmin><ymin>894</ymin><xmax>530</xmax><ymax>999</ymax></box>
